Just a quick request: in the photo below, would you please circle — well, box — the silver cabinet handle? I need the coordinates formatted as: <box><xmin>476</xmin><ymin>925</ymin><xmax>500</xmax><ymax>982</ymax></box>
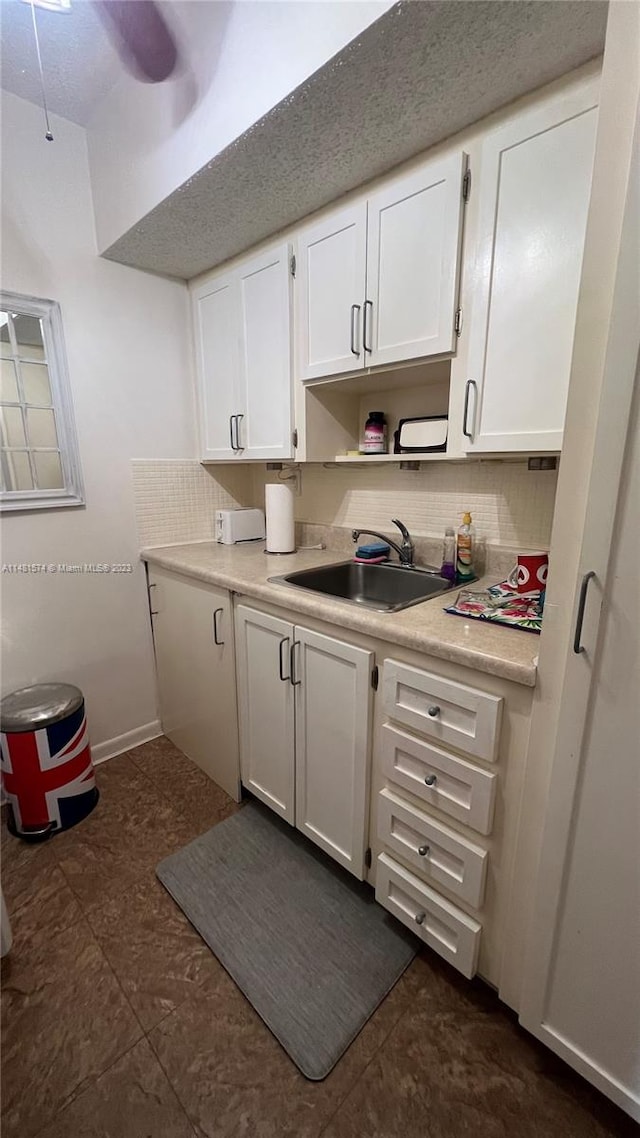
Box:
<box><xmin>418</xmin><ymin>844</ymin><xmax>429</xmax><ymax>857</ymax></box>
<box><xmin>234</xmin><ymin>413</ymin><xmax>244</xmax><ymax>450</ymax></box>
<box><xmin>148</xmin><ymin>581</ymin><xmax>158</xmax><ymax>616</ymax></box>
<box><xmin>573</xmin><ymin>570</ymin><xmax>596</xmax><ymax>654</ymax></box>
<box><xmin>213</xmin><ymin>607</ymin><xmax>224</xmax><ymax>645</ymax></box>
<box><xmin>363</xmin><ymin>299</ymin><xmax>373</xmax><ymax>353</ymax></box>
<box><xmin>229</xmin><ymin>415</ymin><xmax>236</xmax><ymax>451</ymax></box>
<box><xmin>424</xmin><ymin>774</ymin><xmax>437</xmax><ymax>787</ymax></box>
<box><xmin>427</xmin><ymin>705</ymin><xmax>440</xmax><ymax>718</ymax></box>
<box><xmin>463</xmin><ymin>379</ymin><xmax>477</xmax><ymax>440</ymax></box>
<box><xmin>350</xmin><ymin>304</ymin><xmax>361</xmax><ymax>356</ymax></box>
<box><xmin>415</xmin><ymin>911</ymin><xmax>426</xmax><ymax>925</ymax></box>
<box><xmin>290</xmin><ymin>640</ymin><xmax>301</xmax><ymax>686</ymax></box>
<box><xmin>278</xmin><ymin>636</ymin><xmax>290</xmax><ymax>682</ymax></box>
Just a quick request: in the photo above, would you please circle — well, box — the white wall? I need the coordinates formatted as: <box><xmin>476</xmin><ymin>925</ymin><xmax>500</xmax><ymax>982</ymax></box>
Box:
<box><xmin>87</xmin><ymin>0</ymin><xmax>393</xmax><ymax>252</ymax></box>
<box><xmin>0</xmin><ymin>92</ymin><xmax>196</xmax><ymax>755</ymax></box>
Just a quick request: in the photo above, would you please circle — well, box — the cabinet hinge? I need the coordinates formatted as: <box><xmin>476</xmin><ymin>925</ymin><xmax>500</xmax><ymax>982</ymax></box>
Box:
<box><xmin>292</xmin><ymin>427</ymin><xmax>298</xmax><ymax>449</ymax></box>
<box><xmin>365</xmin><ymin>847</ymin><xmax>372</xmax><ymax>869</ymax></box>
<box><xmin>462</xmin><ymin>168</ymin><xmax>471</xmax><ymax>203</ymax></box>
<box><xmin>454</xmin><ymin>307</ymin><xmax>463</xmax><ymax>337</ymax></box>
<box><xmin>290</xmin><ymin>254</ymin><xmax>296</xmax><ymax>277</ymax></box>
<box><xmin>371</xmin><ymin>665</ymin><xmax>379</xmax><ymax>691</ymax></box>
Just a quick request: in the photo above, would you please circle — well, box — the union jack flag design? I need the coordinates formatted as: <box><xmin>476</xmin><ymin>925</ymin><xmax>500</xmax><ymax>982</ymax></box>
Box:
<box><xmin>1</xmin><ymin>703</ymin><xmax>98</xmax><ymax>835</ymax></box>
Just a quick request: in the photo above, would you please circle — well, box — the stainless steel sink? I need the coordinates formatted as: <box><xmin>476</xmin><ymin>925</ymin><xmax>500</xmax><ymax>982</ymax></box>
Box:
<box><xmin>269</xmin><ymin>560</ymin><xmax>455</xmax><ymax>613</ymax></box>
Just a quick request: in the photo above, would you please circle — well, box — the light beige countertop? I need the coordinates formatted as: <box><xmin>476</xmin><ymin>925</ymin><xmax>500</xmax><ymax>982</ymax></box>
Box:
<box><xmin>141</xmin><ymin>541</ymin><xmax>539</xmax><ymax>687</ymax></box>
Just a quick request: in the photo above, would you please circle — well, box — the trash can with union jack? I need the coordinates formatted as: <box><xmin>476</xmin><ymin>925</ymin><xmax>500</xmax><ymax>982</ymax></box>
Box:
<box><xmin>0</xmin><ymin>683</ymin><xmax>99</xmax><ymax>841</ymax></box>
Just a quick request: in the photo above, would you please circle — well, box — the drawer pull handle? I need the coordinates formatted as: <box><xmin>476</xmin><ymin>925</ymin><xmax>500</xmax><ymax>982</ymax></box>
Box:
<box><xmin>415</xmin><ymin>911</ymin><xmax>426</xmax><ymax>925</ymax></box>
<box><xmin>427</xmin><ymin>705</ymin><xmax>440</xmax><ymax>717</ymax></box>
<box><xmin>424</xmin><ymin>774</ymin><xmax>438</xmax><ymax>787</ymax></box>
<box><xmin>212</xmin><ymin>607</ymin><xmax>224</xmax><ymax>645</ymax></box>
<box><xmin>418</xmin><ymin>844</ymin><xmax>429</xmax><ymax>857</ymax></box>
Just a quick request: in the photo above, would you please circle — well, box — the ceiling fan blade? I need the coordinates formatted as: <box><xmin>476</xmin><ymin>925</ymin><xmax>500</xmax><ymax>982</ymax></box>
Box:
<box><xmin>94</xmin><ymin>0</ymin><xmax>179</xmax><ymax>83</ymax></box>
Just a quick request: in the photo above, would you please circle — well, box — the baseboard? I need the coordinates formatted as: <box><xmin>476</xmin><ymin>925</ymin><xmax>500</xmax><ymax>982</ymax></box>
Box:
<box><xmin>91</xmin><ymin>720</ymin><xmax>162</xmax><ymax>765</ymax></box>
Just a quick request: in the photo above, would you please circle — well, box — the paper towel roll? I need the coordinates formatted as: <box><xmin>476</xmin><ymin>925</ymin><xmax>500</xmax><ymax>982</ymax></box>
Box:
<box><xmin>265</xmin><ymin>482</ymin><xmax>295</xmax><ymax>553</ymax></box>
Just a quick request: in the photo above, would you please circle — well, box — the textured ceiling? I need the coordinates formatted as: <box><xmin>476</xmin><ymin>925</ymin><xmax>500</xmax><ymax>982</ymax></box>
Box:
<box><xmin>103</xmin><ymin>0</ymin><xmax>608</xmax><ymax>281</ymax></box>
<box><xmin>0</xmin><ymin>0</ymin><xmax>123</xmax><ymax>126</ymax></box>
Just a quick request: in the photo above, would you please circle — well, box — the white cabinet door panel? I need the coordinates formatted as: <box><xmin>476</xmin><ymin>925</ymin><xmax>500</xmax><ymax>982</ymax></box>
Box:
<box><xmin>235</xmin><ymin>605</ymin><xmax>295</xmax><ymax>823</ymax></box>
<box><xmin>193</xmin><ymin>272</ymin><xmax>241</xmax><ymax>460</ymax></box>
<box><xmin>149</xmin><ymin>568</ymin><xmax>240</xmax><ymax>801</ymax></box>
<box><xmin>297</xmin><ymin>201</ymin><xmax>367</xmax><ymax>381</ymax></box>
<box><xmin>238</xmin><ymin>243</ymin><xmax>293</xmax><ymax>460</ymax></box>
<box><xmin>366</xmin><ymin>152</ymin><xmax>465</xmax><ymax>366</ymax></box>
<box><xmin>294</xmin><ymin>627</ymin><xmax>372</xmax><ymax>878</ymax></box>
<box><xmin>465</xmin><ymin>83</ymin><xmax>598</xmax><ymax>452</ymax></box>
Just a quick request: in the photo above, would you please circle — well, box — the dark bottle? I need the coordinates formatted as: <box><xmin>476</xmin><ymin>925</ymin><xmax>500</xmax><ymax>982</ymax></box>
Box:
<box><xmin>360</xmin><ymin>411</ymin><xmax>388</xmax><ymax>455</ymax></box>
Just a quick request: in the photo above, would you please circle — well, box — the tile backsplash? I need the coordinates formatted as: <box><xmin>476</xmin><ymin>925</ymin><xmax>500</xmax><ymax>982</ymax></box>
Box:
<box><xmin>133</xmin><ymin>458</ymin><xmax>557</xmax><ymax>552</ymax></box>
<box><xmin>132</xmin><ymin>460</ymin><xmax>252</xmax><ymax>547</ymax></box>
<box><xmin>255</xmin><ymin>461</ymin><xmax>558</xmax><ymax>550</ymax></box>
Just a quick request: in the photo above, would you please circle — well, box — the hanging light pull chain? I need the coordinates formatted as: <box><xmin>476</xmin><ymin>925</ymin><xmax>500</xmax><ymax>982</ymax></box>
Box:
<box><xmin>29</xmin><ymin>0</ymin><xmax>54</xmax><ymax>141</ymax></box>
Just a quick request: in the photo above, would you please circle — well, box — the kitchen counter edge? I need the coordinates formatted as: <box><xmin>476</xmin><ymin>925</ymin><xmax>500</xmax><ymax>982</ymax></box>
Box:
<box><xmin>141</xmin><ymin>543</ymin><xmax>538</xmax><ymax>688</ymax></box>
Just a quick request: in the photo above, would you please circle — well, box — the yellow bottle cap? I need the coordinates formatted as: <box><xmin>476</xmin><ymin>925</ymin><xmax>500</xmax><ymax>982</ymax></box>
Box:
<box><xmin>462</xmin><ymin>511</ymin><xmax>472</xmax><ymax>524</ymax></box>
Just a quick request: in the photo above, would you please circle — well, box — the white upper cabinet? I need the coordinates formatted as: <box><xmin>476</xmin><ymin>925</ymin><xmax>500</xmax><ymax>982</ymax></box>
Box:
<box><xmin>237</xmin><ymin>245</ymin><xmax>294</xmax><ymax>460</ymax></box>
<box><xmin>192</xmin><ymin>241</ymin><xmax>293</xmax><ymax>461</ymax></box>
<box><xmin>296</xmin><ymin>202</ymin><xmax>367</xmax><ymax>381</ymax></box>
<box><xmin>365</xmin><ymin>153</ymin><xmax>466</xmax><ymax>366</ymax></box>
<box><xmin>463</xmin><ymin>80</ymin><xmax>598</xmax><ymax>453</ymax></box>
<box><xmin>296</xmin><ymin>152</ymin><xmax>466</xmax><ymax>382</ymax></box>
<box><xmin>193</xmin><ymin>270</ymin><xmax>240</xmax><ymax>460</ymax></box>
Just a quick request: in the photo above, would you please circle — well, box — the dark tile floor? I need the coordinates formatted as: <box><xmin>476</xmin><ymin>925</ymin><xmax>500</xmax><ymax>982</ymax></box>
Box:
<box><xmin>1</xmin><ymin>738</ymin><xmax>636</xmax><ymax>1138</ymax></box>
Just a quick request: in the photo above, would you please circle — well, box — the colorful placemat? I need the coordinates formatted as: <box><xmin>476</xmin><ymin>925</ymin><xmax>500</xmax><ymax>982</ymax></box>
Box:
<box><xmin>444</xmin><ymin>580</ymin><xmax>544</xmax><ymax>634</ymax></box>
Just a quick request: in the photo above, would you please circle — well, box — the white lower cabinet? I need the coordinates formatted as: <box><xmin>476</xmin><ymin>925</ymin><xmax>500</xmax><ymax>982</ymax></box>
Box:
<box><xmin>234</xmin><ymin>607</ymin><xmax>296</xmax><ymax>822</ymax></box>
<box><xmin>235</xmin><ymin>605</ymin><xmax>373</xmax><ymax>878</ymax></box>
<box><xmin>374</xmin><ymin>655</ymin><xmax>508</xmax><ymax>980</ymax></box>
<box><xmin>378</xmin><ymin>788</ymin><xmax>488</xmax><ymax>908</ymax></box>
<box><xmin>380</xmin><ymin>723</ymin><xmax>497</xmax><ymax>835</ymax></box>
<box><xmin>376</xmin><ymin>853</ymin><xmax>482</xmax><ymax>979</ymax></box>
<box><xmin>148</xmin><ymin>567</ymin><xmax>241</xmax><ymax>801</ymax></box>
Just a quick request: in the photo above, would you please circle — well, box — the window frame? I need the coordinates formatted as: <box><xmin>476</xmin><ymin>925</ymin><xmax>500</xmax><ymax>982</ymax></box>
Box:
<box><xmin>0</xmin><ymin>292</ymin><xmax>84</xmax><ymax>511</ymax></box>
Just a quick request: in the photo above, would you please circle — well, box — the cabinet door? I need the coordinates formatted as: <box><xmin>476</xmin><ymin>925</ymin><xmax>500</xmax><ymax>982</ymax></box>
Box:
<box><xmin>365</xmin><ymin>152</ymin><xmax>465</xmax><ymax>367</ymax></box>
<box><xmin>235</xmin><ymin>605</ymin><xmax>295</xmax><ymax>822</ymax></box>
<box><xmin>149</xmin><ymin>568</ymin><xmax>241</xmax><ymax>801</ymax></box>
<box><xmin>464</xmin><ymin>82</ymin><xmax>598</xmax><ymax>452</ymax></box>
<box><xmin>192</xmin><ymin>270</ymin><xmax>242</xmax><ymax>461</ymax></box>
<box><xmin>238</xmin><ymin>243</ymin><xmax>294</xmax><ymax>460</ymax></box>
<box><xmin>296</xmin><ymin>201</ymin><xmax>367</xmax><ymax>381</ymax></box>
<box><xmin>294</xmin><ymin>627</ymin><xmax>373</xmax><ymax>878</ymax></box>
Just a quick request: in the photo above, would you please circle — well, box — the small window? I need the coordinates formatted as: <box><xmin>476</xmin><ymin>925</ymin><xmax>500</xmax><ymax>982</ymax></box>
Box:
<box><xmin>0</xmin><ymin>293</ymin><xmax>84</xmax><ymax>511</ymax></box>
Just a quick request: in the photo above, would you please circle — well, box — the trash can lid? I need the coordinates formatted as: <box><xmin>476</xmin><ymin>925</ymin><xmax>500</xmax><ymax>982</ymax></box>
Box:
<box><xmin>0</xmin><ymin>683</ymin><xmax>84</xmax><ymax>732</ymax></box>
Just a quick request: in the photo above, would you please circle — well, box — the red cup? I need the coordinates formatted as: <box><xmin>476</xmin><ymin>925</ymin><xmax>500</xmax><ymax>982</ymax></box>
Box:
<box><xmin>507</xmin><ymin>552</ymin><xmax>548</xmax><ymax>594</ymax></box>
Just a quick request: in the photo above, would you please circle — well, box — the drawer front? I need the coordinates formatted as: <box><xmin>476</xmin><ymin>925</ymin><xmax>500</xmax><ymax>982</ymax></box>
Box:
<box><xmin>382</xmin><ymin>659</ymin><xmax>503</xmax><ymax>761</ymax></box>
<box><xmin>381</xmin><ymin>723</ymin><xmax>497</xmax><ymax>835</ymax></box>
<box><xmin>376</xmin><ymin>853</ymin><xmax>481</xmax><ymax>978</ymax></box>
<box><xmin>378</xmin><ymin>788</ymin><xmax>488</xmax><ymax>908</ymax></box>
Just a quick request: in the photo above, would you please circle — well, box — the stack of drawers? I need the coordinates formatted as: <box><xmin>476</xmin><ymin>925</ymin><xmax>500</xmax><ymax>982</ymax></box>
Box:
<box><xmin>375</xmin><ymin>659</ymin><xmax>503</xmax><ymax>979</ymax></box>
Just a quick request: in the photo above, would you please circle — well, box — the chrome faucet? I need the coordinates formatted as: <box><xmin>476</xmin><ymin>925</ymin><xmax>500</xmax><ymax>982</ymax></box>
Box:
<box><xmin>352</xmin><ymin>518</ymin><xmax>415</xmax><ymax>568</ymax></box>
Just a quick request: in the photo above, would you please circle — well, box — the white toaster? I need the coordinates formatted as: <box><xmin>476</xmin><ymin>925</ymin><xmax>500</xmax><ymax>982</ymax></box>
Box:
<box><xmin>215</xmin><ymin>508</ymin><xmax>265</xmax><ymax>545</ymax></box>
